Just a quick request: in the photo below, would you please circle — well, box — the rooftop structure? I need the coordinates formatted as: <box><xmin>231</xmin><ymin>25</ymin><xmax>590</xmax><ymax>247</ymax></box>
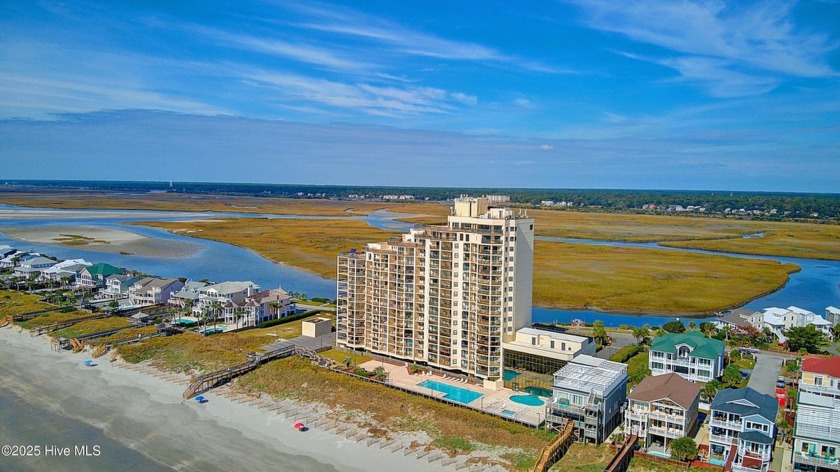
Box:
<box><xmin>626</xmin><ymin>373</ymin><xmax>702</xmax><ymax>452</ymax></box>
<box><xmin>545</xmin><ymin>355</ymin><xmax>628</xmax><ymax>444</ymax></box>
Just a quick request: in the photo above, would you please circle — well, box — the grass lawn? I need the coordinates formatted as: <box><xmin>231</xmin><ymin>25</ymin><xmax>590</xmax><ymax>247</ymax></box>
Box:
<box><xmin>627</xmin><ymin>351</ymin><xmax>651</xmax><ymax>390</ymax></box>
<box><xmin>51</xmin><ymin>317</ymin><xmax>131</xmax><ymax>338</ymax></box>
<box><xmin>320</xmin><ymin>349</ymin><xmax>372</xmax><ymax>367</ymax></box>
<box><xmin>236</xmin><ymin>356</ymin><xmax>552</xmax><ymax>469</ymax></box>
<box><xmin>0</xmin><ymin>290</ymin><xmax>54</xmax><ymax>317</ymax></box>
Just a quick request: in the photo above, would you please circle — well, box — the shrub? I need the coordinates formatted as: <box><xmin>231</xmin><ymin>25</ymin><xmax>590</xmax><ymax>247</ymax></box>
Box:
<box><xmin>610</xmin><ymin>344</ymin><xmax>642</xmax><ymax>363</ymax></box>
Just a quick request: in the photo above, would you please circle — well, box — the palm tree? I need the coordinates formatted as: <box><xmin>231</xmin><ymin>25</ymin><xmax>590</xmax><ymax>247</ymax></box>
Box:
<box><xmin>632</xmin><ymin>326</ymin><xmax>649</xmax><ymax>345</ymax></box>
<box><xmin>592</xmin><ymin>320</ymin><xmax>608</xmax><ymax>347</ymax></box>
<box><xmin>373</xmin><ymin>366</ymin><xmax>388</xmax><ymax>382</ymax></box>
<box><xmin>343</xmin><ymin>357</ymin><xmax>353</xmax><ymax>369</ymax></box>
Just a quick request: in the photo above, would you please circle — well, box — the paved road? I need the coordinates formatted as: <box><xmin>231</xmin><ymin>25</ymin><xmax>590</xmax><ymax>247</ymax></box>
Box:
<box><xmin>748</xmin><ymin>353</ymin><xmax>785</xmax><ymax>396</ymax></box>
<box><xmin>566</xmin><ymin>327</ymin><xmax>636</xmax><ymax>359</ymax></box>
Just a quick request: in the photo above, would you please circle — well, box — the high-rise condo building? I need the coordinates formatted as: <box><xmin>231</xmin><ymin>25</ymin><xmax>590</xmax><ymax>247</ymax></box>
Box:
<box><xmin>336</xmin><ymin>196</ymin><xmax>534</xmax><ymax>384</ymax></box>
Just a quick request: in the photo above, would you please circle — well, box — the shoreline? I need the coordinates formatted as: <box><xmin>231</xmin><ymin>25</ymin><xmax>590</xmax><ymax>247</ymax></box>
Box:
<box><xmin>0</xmin><ymin>327</ymin><xmax>463</xmax><ymax>472</ymax></box>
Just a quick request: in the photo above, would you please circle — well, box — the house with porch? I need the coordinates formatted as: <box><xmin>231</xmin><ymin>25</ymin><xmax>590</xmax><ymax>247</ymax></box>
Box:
<box><xmin>193</xmin><ymin>281</ymin><xmax>260</xmax><ymax>320</ymax></box>
<box><xmin>715</xmin><ymin>309</ymin><xmax>764</xmax><ymax>332</ymax></box>
<box><xmin>649</xmin><ymin>331</ymin><xmax>725</xmax><ymax>382</ymax></box>
<box><xmin>13</xmin><ymin>256</ymin><xmax>56</xmax><ymax>278</ymax></box>
<box><xmin>38</xmin><ymin>259</ymin><xmax>92</xmax><ymax>284</ymax></box>
<box><xmin>128</xmin><ymin>277</ymin><xmax>185</xmax><ymax>306</ymax></box>
<box><xmin>545</xmin><ymin>354</ymin><xmax>627</xmax><ymax>444</ymax></box>
<box><xmin>168</xmin><ymin>280</ymin><xmax>209</xmax><ymax>308</ymax></box>
<box><xmin>793</xmin><ymin>356</ymin><xmax>840</xmax><ymax>471</ymax></box>
<box><xmin>231</xmin><ymin>286</ymin><xmax>295</xmax><ymax>328</ymax></box>
<box><xmin>103</xmin><ymin>274</ymin><xmax>141</xmax><ymax>299</ymax></box>
<box><xmin>764</xmin><ymin>306</ymin><xmax>834</xmax><ymax>343</ymax></box>
<box><xmin>709</xmin><ymin>387</ymin><xmax>778</xmax><ymax>472</ymax></box>
<box><xmin>625</xmin><ymin>373</ymin><xmax>701</xmax><ymax>454</ymax></box>
<box><xmin>77</xmin><ymin>263</ymin><xmax>125</xmax><ymax>288</ymax></box>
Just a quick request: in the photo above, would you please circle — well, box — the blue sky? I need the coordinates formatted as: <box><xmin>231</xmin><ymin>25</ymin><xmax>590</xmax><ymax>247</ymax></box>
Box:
<box><xmin>1</xmin><ymin>0</ymin><xmax>838</xmax><ymax>192</ymax></box>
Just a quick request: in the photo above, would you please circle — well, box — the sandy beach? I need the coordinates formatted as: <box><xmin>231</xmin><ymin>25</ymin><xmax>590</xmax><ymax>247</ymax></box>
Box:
<box><xmin>0</xmin><ymin>225</ymin><xmax>203</xmax><ymax>258</ymax></box>
<box><xmin>0</xmin><ymin>328</ymin><xmax>458</xmax><ymax>472</ymax></box>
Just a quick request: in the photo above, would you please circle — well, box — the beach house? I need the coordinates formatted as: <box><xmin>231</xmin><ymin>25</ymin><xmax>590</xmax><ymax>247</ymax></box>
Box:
<box><xmin>38</xmin><ymin>259</ymin><xmax>92</xmax><ymax>284</ymax></box>
<box><xmin>128</xmin><ymin>277</ymin><xmax>185</xmax><ymax>306</ymax></box>
<box><xmin>13</xmin><ymin>255</ymin><xmax>56</xmax><ymax>278</ymax></box>
<box><xmin>193</xmin><ymin>281</ymin><xmax>260</xmax><ymax>319</ymax></box>
<box><xmin>625</xmin><ymin>373</ymin><xmax>702</xmax><ymax>454</ymax></box>
<box><xmin>545</xmin><ymin>354</ymin><xmax>627</xmax><ymax>444</ymax></box>
<box><xmin>763</xmin><ymin>306</ymin><xmax>834</xmax><ymax>343</ymax></box>
<box><xmin>168</xmin><ymin>280</ymin><xmax>209</xmax><ymax>308</ymax></box>
<box><xmin>649</xmin><ymin>332</ymin><xmax>725</xmax><ymax>382</ymax></box>
<box><xmin>793</xmin><ymin>356</ymin><xmax>840</xmax><ymax>471</ymax></box>
<box><xmin>715</xmin><ymin>309</ymin><xmax>764</xmax><ymax>332</ymax></box>
<box><xmin>231</xmin><ymin>286</ymin><xmax>295</xmax><ymax>328</ymax></box>
<box><xmin>103</xmin><ymin>274</ymin><xmax>141</xmax><ymax>299</ymax></box>
<box><xmin>709</xmin><ymin>387</ymin><xmax>778</xmax><ymax>472</ymax></box>
<box><xmin>77</xmin><ymin>263</ymin><xmax>125</xmax><ymax>288</ymax></box>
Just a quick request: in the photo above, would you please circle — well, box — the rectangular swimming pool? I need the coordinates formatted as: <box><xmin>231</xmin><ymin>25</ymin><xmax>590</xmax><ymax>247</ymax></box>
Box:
<box><xmin>418</xmin><ymin>379</ymin><xmax>483</xmax><ymax>405</ymax></box>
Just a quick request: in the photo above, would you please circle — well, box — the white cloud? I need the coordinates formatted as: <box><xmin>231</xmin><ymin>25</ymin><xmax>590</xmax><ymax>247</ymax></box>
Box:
<box><xmin>571</xmin><ymin>0</ymin><xmax>838</xmax><ymax>95</ymax></box>
<box><xmin>539</xmin><ymin>144</ymin><xmax>555</xmax><ymax>151</ymax></box>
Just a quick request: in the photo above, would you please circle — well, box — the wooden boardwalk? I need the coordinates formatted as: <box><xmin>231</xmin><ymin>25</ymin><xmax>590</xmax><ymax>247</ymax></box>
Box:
<box><xmin>532</xmin><ymin>420</ymin><xmax>575</xmax><ymax>472</ymax></box>
<box><xmin>604</xmin><ymin>434</ymin><xmax>638</xmax><ymax>472</ymax></box>
<box><xmin>182</xmin><ymin>344</ymin><xmax>297</xmax><ymax>399</ymax></box>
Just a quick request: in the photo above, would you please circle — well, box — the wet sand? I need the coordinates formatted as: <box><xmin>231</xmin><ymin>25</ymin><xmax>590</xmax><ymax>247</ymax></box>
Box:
<box><xmin>0</xmin><ymin>328</ymin><xmax>447</xmax><ymax>472</ymax></box>
<box><xmin>0</xmin><ymin>225</ymin><xmax>202</xmax><ymax>258</ymax></box>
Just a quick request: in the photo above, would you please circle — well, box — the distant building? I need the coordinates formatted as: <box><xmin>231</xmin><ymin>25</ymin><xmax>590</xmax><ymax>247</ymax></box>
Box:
<box><xmin>128</xmin><ymin>277</ymin><xmax>185</xmax><ymax>306</ymax></box>
<box><xmin>793</xmin><ymin>356</ymin><xmax>840</xmax><ymax>471</ymax></box>
<box><xmin>715</xmin><ymin>309</ymin><xmax>764</xmax><ymax>332</ymax></box>
<box><xmin>625</xmin><ymin>373</ymin><xmax>702</xmax><ymax>452</ymax></box>
<box><xmin>709</xmin><ymin>387</ymin><xmax>778</xmax><ymax>472</ymax></box>
<box><xmin>485</xmin><ymin>195</ymin><xmax>510</xmax><ymax>203</ymax></box>
<box><xmin>763</xmin><ymin>306</ymin><xmax>833</xmax><ymax>343</ymax></box>
<box><xmin>13</xmin><ymin>256</ymin><xmax>56</xmax><ymax>278</ymax></box>
<box><xmin>649</xmin><ymin>332</ymin><xmax>725</xmax><ymax>382</ymax></box>
<box><xmin>545</xmin><ymin>354</ymin><xmax>628</xmax><ymax>444</ymax></box>
<box><xmin>826</xmin><ymin>307</ymin><xmax>840</xmax><ymax>327</ymax></box>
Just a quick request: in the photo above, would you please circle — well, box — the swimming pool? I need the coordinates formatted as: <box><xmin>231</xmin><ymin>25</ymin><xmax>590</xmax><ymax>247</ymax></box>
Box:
<box><xmin>502</xmin><ymin>409</ymin><xmax>517</xmax><ymax>417</ymax></box>
<box><xmin>648</xmin><ymin>451</ymin><xmax>672</xmax><ymax>459</ymax></box>
<box><xmin>510</xmin><ymin>394</ymin><xmax>544</xmax><ymax>406</ymax></box>
<box><xmin>503</xmin><ymin>369</ymin><xmax>520</xmax><ymax>382</ymax></box>
<box><xmin>173</xmin><ymin>317</ymin><xmax>198</xmax><ymax>326</ymax></box>
<box><xmin>418</xmin><ymin>380</ymin><xmax>483</xmax><ymax>405</ymax></box>
<box><xmin>201</xmin><ymin>327</ymin><xmax>225</xmax><ymax>335</ymax></box>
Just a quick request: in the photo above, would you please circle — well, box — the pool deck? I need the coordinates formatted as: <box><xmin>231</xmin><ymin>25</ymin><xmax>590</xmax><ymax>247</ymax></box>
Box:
<box><xmin>358</xmin><ymin>360</ymin><xmax>546</xmax><ymax>427</ymax></box>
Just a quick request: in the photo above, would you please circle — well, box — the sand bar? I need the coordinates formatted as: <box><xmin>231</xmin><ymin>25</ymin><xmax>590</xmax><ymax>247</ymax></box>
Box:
<box><xmin>0</xmin><ymin>225</ymin><xmax>203</xmax><ymax>258</ymax></box>
<box><xmin>0</xmin><ymin>328</ymin><xmax>447</xmax><ymax>472</ymax></box>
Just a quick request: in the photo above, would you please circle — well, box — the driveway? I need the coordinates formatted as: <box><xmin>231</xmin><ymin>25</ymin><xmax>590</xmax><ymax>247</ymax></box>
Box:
<box><xmin>566</xmin><ymin>327</ymin><xmax>636</xmax><ymax>359</ymax></box>
<box><xmin>748</xmin><ymin>353</ymin><xmax>784</xmax><ymax>396</ymax></box>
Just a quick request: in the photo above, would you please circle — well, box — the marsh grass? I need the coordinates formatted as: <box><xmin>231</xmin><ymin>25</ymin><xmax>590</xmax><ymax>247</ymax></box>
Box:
<box><xmin>0</xmin><ymin>192</ymin><xmax>449</xmax><ymax>217</ymax></box>
<box><xmin>135</xmin><ymin>218</ymin><xmax>399</xmax><ymax>278</ymax></box>
<box><xmin>533</xmin><ymin>241</ymin><xmax>797</xmax><ymax>313</ymax></box>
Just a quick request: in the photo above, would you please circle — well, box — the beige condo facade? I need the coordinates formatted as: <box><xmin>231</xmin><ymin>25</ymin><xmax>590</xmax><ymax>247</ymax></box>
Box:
<box><xmin>336</xmin><ymin>196</ymin><xmax>534</xmax><ymax>382</ymax></box>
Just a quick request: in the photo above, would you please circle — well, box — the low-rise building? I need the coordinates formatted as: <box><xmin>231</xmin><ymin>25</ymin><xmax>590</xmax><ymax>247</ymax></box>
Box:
<box><xmin>501</xmin><ymin>326</ymin><xmax>596</xmax><ymax>396</ymax></box>
<box><xmin>13</xmin><ymin>256</ymin><xmax>56</xmax><ymax>278</ymax></box>
<box><xmin>709</xmin><ymin>387</ymin><xmax>778</xmax><ymax>472</ymax></box>
<box><xmin>545</xmin><ymin>354</ymin><xmax>628</xmax><ymax>444</ymax></box>
<box><xmin>763</xmin><ymin>306</ymin><xmax>834</xmax><ymax>343</ymax></box>
<box><xmin>625</xmin><ymin>373</ymin><xmax>702</xmax><ymax>453</ymax></box>
<box><xmin>825</xmin><ymin>307</ymin><xmax>840</xmax><ymax>327</ymax></box>
<box><xmin>38</xmin><ymin>259</ymin><xmax>92</xmax><ymax>284</ymax></box>
<box><xmin>77</xmin><ymin>263</ymin><xmax>124</xmax><ymax>288</ymax></box>
<box><xmin>233</xmin><ymin>286</ymin><xmax>295</xmax><ymax>328</ymax></box>
<box><xmin>792</xmin><ymin>356</ymin><xmax>840</xmax><ymax>471</ymax></box>
<box><xmin>128</xmin><ymin>277</ymin><xmax>185</xmax><ymax>306</ymax></box>
<box><xmin>716</xmin><ymin>309</ymin><xmax>764</xmax><ymax>332</ymax></box>
<box><xmin>649</xmin><ymin>332</ymin><xmax>725</xmax><ymax>382</ymax></box>
<box><xmin>168</xmin><ymin>281</ymin><xmax>209</xmax><ymax>308</ymax></box>
<box><xmin>103</xmin><ymin>274</ymin><xmax>141</xmax><ymax>299</ymax></box>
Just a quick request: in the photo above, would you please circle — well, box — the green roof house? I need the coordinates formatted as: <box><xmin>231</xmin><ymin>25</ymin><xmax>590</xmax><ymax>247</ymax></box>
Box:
<box><xmin>649</xmin><ymin>331</ymin><xmax>725</xmax><ymax>382</ymax></box>
<box><xmin>78</xmin><ymin>263</ymin><xmax>125</xmax><ymax>288</ymax></box>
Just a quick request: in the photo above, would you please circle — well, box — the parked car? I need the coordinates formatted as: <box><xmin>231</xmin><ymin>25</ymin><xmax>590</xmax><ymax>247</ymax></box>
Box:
<box><xmin>776</xmin><ymin>376</ymin><xmax>786</xmax><ymax>388</ymax></box>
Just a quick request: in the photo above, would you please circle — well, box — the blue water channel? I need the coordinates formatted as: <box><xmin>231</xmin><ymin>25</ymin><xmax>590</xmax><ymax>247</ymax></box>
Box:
<box><xmin>0</xmin><ymin>205</ymin><xmax>838</xmax><ymax>327</ymax></box>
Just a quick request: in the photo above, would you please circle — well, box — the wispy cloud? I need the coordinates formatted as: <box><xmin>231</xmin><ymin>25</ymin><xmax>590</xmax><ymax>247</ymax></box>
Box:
<box><xmin>239</xmin><ymin>69</ymin><xmax>474</xmax><ymax>116</ymax></box>
<box><xmin>282</xmin><ymin>2</ymin><xmax>568</xmax><ymax>73</ymax></box>
<box><xmin>571</xmin><ymin>0</ymin><xmax>838</xmax><ymax>96</ymax></box>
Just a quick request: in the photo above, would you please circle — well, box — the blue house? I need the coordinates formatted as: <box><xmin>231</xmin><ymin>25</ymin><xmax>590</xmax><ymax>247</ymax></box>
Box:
<box><xmin>709</xmin><ymin>387</ymin><xmax>778</xmax><ymax>472</ymax></box>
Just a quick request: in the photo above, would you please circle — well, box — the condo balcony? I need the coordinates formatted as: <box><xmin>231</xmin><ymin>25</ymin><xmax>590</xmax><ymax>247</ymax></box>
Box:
<box><xmin>795</xmin><ymin>453</ymin><xmax>840</xmax><ymax>470</ymax></box>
